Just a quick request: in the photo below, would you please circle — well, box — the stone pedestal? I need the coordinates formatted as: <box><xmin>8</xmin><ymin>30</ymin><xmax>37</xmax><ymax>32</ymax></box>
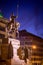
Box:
<box><xmin>8</xmin><ymin>38</ymin><xmax>25</xmax><ymax>65</ymax></box>
<box><xmin>8</xmin><ymin>38</ymin><xmax>20</xmax><ymax>59</ymax></box>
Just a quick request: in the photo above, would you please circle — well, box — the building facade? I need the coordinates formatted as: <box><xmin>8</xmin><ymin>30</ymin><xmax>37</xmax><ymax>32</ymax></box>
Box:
<box><xmin>19</xmin><ymin>30</ymin><xmax>43</xmax><ymax>65</ymax></box>
<box><xmin>0</xmin><ymin>13</ymin><xmax>9</xmax><ymax>43</ymax></box>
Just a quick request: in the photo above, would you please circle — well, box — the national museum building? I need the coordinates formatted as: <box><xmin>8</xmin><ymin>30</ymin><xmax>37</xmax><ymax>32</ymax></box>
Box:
<box><xmin>0</xmin><ymin>12</ymin><xmax>43</xmax><ymax>65</ymax></box>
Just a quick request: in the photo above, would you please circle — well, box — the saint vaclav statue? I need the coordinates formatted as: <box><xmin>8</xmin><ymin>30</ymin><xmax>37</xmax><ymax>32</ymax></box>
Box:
<box><xmin>0</xmin><ymin>13</ymin><xmax>29</xmax><ymax>65</ymax></box>
<box><xmin>0</xmin><ymin>13</ymin><xmax>20</xmax><ymax>65</ymax></box>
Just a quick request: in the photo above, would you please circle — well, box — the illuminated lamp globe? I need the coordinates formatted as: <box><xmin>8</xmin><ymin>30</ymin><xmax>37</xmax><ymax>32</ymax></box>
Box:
<box><xmin>32</xmin><ymin>45</ymin><xmax>37</xmax><ymax>49</ymax></box>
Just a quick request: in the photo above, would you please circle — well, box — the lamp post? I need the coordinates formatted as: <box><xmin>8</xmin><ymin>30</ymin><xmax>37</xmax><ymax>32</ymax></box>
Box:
<box><xmin>31</xmin><ymin>45</ymin><xmax>37</xmax><ymax>65</ymax></box>
<box><xmin>28</xmin><ymin>45</ymin><xmax>37</xmax><ymax>65</ymax></box>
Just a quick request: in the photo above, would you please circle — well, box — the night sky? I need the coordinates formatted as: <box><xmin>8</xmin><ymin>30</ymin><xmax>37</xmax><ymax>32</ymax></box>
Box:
<box><xmin>0</xmin><ymin>0</ymin><xmax>43</xmax><ymax>38</ymax></box>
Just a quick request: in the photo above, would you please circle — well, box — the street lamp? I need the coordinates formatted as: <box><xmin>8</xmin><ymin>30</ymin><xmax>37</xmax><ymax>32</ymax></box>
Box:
<box><xmin>28</xmin><ymin>45</ymin><xmax>37</xmax><ymax>65</ymax></box>
<box><xmin>31</xmin><ymin>45</ymin><xmax>37</xmax><ymax>65</ymax></box>
<box><xmin>32</xmin><ymin>45</ymin><xmax>37</xmax><ymax>49</ymax></box>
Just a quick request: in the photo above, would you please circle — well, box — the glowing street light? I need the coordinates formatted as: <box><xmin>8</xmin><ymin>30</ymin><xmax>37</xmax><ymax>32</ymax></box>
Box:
<box><xmin>28</xmin><ymin>45</ymin><xmax>37</xmax><ymax>65</ymax></box>
<box><xmin>32</xmin><ymin>45</ymin><xmax>37</xmax><ymax>49</ymax></box>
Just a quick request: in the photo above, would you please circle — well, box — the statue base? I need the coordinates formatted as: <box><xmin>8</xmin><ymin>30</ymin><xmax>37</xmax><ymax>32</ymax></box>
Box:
<box><xmin>8</xmin><ymin>38</ymin><xmax>25</xmax><ymax>65</ymax></box>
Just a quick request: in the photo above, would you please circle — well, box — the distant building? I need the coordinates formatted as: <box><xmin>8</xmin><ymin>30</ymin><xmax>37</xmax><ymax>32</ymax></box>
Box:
<box><xmin>19</xmin><ymin>30</ymin><xmax>43</xmax><ymax>65</ymax></box>
<box><xmin>0</xmin><ymin>11</ymin><xmax>8</xmax><ymax>43</ymax></box>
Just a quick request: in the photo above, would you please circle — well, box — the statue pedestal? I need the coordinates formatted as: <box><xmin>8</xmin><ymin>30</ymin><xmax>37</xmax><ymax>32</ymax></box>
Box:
<box><xmin>8</xmin><ymin>38</ymin><xmax>25</xmax><ymax>65</ymax></box>
<box><xmin>8</xmin><ymin>38</ymin><xmax>20</xmax><ymax>59</ymax></box>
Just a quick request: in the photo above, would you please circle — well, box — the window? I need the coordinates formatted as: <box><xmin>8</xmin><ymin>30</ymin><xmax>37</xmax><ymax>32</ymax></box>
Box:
<box><xmin>0</xmin><ymin>34</ymin><xmax>5</xmax><ymax>38</ymax></box>
<box><xmin>0</xmin><ymin>26</ymin><xmax>5</xmax><ymax>31</ymax></box>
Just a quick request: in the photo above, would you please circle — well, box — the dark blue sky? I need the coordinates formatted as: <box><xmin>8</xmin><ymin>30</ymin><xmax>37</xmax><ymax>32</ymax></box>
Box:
<box><xmin>0</xmin><ymin>0</ymin><xmax>43</xmax><ymax>38</ymax></box>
